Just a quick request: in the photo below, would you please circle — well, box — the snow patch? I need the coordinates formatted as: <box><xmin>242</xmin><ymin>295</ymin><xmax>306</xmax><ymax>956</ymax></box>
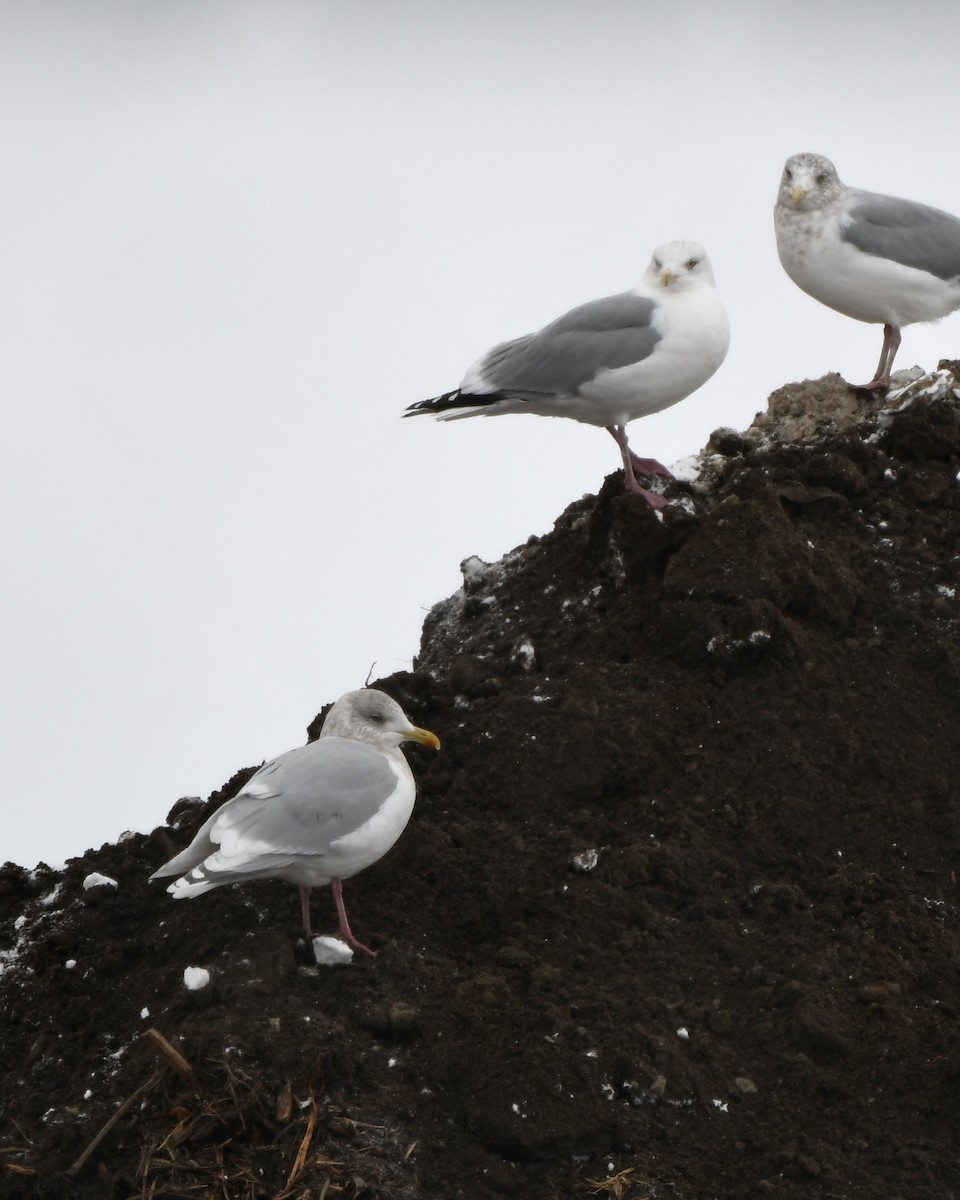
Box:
<box><xmin>312</xmin><ymin>936</ymin><xmax>354</xmax><ymax>966</ymax></box>
<box><xmin>183</xmin><ymin>966</ymin><xmax>211</xmax><ymax>991</ymax></box>
<box><xmin>669</xmin><ymin>454</ymin><xmax>703</xmax><ymax>483</ymax></box>
<box><xmin>83</xmin><ymin>873</ymin><xmax>118</xmax><ymax>891</ymax></box>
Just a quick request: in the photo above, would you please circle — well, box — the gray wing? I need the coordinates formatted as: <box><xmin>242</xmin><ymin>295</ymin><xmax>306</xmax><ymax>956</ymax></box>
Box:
<box><xmin>478</xmin><ymin>293</ymin><xmax>661</xmax><ymax>396</ymax></box>
<box><xmin>844</xmin><ymin>193</ymin><xmax>960</xmax><ymax>282</ymax></box>
<box><xmin>221</xmin><ymin>738</ymin><xmax>398</xmax><ymax>854</ymax></box>
<box><xmin>150</xmin><ymin>738</ymin><xmax>399</xmax><ymax>880</ymax></box>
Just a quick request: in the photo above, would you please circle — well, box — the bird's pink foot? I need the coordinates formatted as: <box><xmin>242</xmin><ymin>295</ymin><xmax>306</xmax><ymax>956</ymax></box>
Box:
<box><xmin>606</xmin><ymin>425</ymin><xmax>671</xmax><ymax>507</ymax></box>
<box><xmin>331</xmin><ymin>879</ymin><xmax>378</xmax><ymax>958</ymax></box>
<box><xmin>628</xmin><ymin>453</ymin><xmax>673</xmax><ymax>479</ymax></box>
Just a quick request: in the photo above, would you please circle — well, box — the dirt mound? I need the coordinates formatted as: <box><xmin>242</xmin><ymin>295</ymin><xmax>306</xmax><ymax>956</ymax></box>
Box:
<box><xmin>3</xmin><ymin>366</ymin><xmax>960</xmax><ymax>1199</ymax></box>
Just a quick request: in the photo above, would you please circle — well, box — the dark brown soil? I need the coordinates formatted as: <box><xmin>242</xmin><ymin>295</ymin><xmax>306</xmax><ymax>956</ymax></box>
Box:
<box><xmin>4</xmin><ymin>367</ymin><xmax>960</xmax><ymax>1200</ymax></box>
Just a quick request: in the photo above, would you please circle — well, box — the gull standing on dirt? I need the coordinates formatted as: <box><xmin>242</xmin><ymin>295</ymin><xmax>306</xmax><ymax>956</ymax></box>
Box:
<box><xmin>404</xmin><ymin>240</ymin><xmax>730</xmax><ymax>508</ymax></box>
<box><xmin>150</xmin><ymin>689</ymin><xmax>440</xmax><ymax>957</ymax></box>
<box><xmin>774</xmin><ymin>152</ymin><xmax>960</xmax><ymax>390</ymax></box>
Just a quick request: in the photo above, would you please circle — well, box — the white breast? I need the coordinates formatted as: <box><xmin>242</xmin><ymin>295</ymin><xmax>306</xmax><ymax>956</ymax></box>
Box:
<box><xmin>776</xmin><ymin>208</ymin><xmax>960</xmax><ymax>327</ymax></box>
<box><xmin>577</xmin><ymin>285</ymin><xmax>730</xmax><ymax>427</ymax></box>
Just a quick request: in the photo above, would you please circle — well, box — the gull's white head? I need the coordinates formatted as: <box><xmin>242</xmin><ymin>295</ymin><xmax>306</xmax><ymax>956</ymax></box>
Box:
<box><xmin>645</xmin><ymin>240</ymin><xmax>716</xmax><ymax>290</ymax></box>
<box><xmin>320</xmin><ymin>688</ymin><xmax>441</xmax><ymax>750</ymax></box>
<box><xmin>777</xmin><ymin>153</ymin><xmax>845</xmax><ymax>212</ymax></box>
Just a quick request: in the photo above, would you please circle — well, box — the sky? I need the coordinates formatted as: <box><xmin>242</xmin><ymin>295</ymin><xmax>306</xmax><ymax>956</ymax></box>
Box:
<box><xmin>3</xmin><ymin>0</ymin><xmax>960</xmax><ymax>868</ymax></box>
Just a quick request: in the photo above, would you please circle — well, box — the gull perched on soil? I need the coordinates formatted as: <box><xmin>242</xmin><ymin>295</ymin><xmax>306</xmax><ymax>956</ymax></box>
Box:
<box><xmin>150</xmin><ymin>689</ymin><xmax>440</xmax><ymax>957</ymax></box>
<box><xmin>405</xmin><ymin>240</ymin><xmax>729</xmax><ymax>508</ymax></box>
<box><xmin>774</xmin><ymin>152</ymin><xmax>960</xmax><ymax>391</ymax></box>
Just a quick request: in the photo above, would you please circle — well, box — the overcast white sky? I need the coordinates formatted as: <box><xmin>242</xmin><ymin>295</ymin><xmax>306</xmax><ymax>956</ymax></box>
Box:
<box><xmin>3</xmin><ymin>0</ymin><xmax>959</xmax><ymax>867</ymax></box>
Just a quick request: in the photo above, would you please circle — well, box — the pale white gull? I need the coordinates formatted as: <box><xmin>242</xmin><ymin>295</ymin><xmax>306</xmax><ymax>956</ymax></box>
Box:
<box><xmin>774</xmin><ymin>152</ymin><xmax>960</xmax><ymax>390</ymax></box>
<box><xmin>149</xmin><ymin>689</ymin><xmax>440</xmax><ymax>957</ymax></box>
<box><xmin>405</xmin><ymin>241</ymin><xmax>730</xmax><ymax>507</ymax></box>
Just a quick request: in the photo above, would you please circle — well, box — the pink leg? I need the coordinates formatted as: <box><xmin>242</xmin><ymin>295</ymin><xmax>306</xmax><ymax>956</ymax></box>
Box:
<box><xmin>331</xmin><ymin>878</ymin><xmax>377</xmax><ymax>958</ymax></box>
<box><xmin>857</xmin><ymin>323</ymin><xmax>901</xmax><ymax>391</ymax></box>
<box><xmin>606</xmin><ymin>426</ymin><xmax>669</xmax><ymax>508</ymax></box>
<box><xmin>298</xmin><ymin>885</ymin><xmax>314</xmax><ymax>936</ymax></box>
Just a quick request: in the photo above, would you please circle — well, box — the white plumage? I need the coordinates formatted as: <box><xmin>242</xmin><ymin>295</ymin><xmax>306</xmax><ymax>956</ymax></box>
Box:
<box><xmin>150</xmin><ymin>689</ymin><xmax>440</xmax><ymax>957</ymax></box>
<box><xmin>775</xmin><ymin>152</ymin><xmax>960</xmax><ymax>389</ymax></box>
<box><xmin>406</xmin><ymin>240</ymin><xmax>729</xmax><ymax>507</ymax></box>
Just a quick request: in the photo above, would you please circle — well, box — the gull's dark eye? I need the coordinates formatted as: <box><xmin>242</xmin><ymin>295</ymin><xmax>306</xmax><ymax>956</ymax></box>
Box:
<box><xmin>784</xmin><ymin>167</ymin><xmax>793</xmax><ymax>182</ymax></box>
<box><xmin>816</xmin><ymin>172</ymin><xmax>828</xmax><ymax>185</ymax></box>
<box><xmin>653</xmin><ymin>258</ymin><xmax>662</xmax><ymax>271</ymax></box>
<box><xmin>685</xmin><ymin>258</ymin><xmax>699</xmax><ymax>271</ymax></box>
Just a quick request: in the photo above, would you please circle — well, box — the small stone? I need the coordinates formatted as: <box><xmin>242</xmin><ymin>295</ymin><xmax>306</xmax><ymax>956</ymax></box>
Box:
<box><xmin>388</xmin><ymin>1001</ymin><xmax>420</xmax><ymax>1036</ymax></box>
<box><xmin>856</xmin><ymin>982</ymin><xmax>901</xmax><ymax>1007</ymax></box>
<box><xmin>512</xmin><ymin>640</ymin><xmax>536</xmax><ymax>671</ymax></box>
<box><xmin>707</xmin><ymin>426</ymin><xmax>755</xmax><ymax>456</ymax></box>
<box><xmin>571</xmin><ymin>848</ymin><xmax>599</xmax><ymax>873</ymax></box>
<box><xmin>797</xmin><ymin>1154</ymin><xmax>821</xmax><ymax>1178</ymax></box>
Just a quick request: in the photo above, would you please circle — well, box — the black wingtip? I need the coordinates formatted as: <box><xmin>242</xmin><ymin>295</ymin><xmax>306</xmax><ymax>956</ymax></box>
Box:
<box><xmin>402</xmin><ymin>396</ymin><xmax>442</xmax><ymax>418</ymax></box>
<box><xmin>404</xmin><ymin>388</ymin><xmax>502</xmax><ymax>418</ymax></box>
<box><xmin>403</xmin><ymin>389</ymin><xmax>463</xmax><ymax>417</ymax></box>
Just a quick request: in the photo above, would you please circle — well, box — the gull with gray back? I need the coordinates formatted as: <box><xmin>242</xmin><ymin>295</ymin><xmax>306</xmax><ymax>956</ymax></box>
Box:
<box><xmin>149</xmin><ymin>689</ymin><xmax>440</xmax><ymax>958</ymax></box>
<box><xmin>405</xmin><ymin>240</ymin><xmax>730</xmax><ymax>507</ymax></box>
<box><xmin>775</xmin><ymin>152</ymin><xmax>960</xmax><ymax>390</ymax></box>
